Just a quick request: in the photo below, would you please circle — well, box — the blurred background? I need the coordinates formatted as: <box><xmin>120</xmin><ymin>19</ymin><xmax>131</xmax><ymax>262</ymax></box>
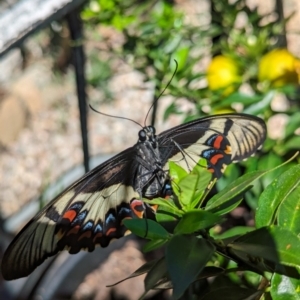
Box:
<box><xmin>0</xmin><ymin>0</ymin><xmax>299</xmax><ymax>299</ymax></box>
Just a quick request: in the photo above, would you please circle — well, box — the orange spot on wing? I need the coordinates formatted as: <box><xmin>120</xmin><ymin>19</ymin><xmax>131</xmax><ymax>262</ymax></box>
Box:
<box><xmin>225</xmin><ymin>145</ymin><xmax>232</xmax><ymax>154</ymax></box>
<box><xmin>79</xmin><ymin>231</ymin><xmax>92</xmax><ymax>240</ymax></box>
<box><xmin>134</xmin><ymin>209</ymin><xmax>144</xmax><ymax>219</ymax></box>
<box><xmin>130</xmin><ymin>199</ymin><xmax>145</xmax><ymax>219</ymax></box>
<box><xmin>63</xmin><ymin>210</ymin><xmax>77</xmax><ymax>222</ymax></box>
<box><xmin>210</xmin><ymin>154</ymin><xmax>224</xmax><ymax>165</ymax></box>
<box><xmin>207</xmin><ymin>168</ymin><xmax>214</xmax><ymax>173</ymax></box>
<box><xmin>67</xmin><ymin>225</ymin><xmax>80</xmax><ymax>236</ymax></box>
<box><xmin>106</xmin><ymin>227</ymin><xmax>117</xmax><ymax>236</ymax></box>
<box><xmin>213</xmin><ymin>135</ymin><xmax>223</xmax><ymax>149</ymax></box>
<box><xmin>93</xmin><ymin>232</ymin><xmax>103</xmax><ymax>242</ymax></box>
<box><xmin>151</xmin><ymin>204</ymin><xmax>158</xmax><ymax>212</ymax></box>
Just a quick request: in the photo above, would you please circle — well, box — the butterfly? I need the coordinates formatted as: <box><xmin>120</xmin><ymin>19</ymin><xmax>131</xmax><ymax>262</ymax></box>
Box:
<box><xmin>1</xmin><ymin>113</ymin><xmax>266</xmax><ymax>280</ymax></box>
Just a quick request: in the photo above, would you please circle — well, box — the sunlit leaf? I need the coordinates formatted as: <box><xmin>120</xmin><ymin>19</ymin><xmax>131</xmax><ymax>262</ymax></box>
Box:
<box><xmin>256</xmin><ymin>164</ymin><xmax>300</xmax><ymax>228</ymax></box>
<box><xmin>174</xmin><ymin>209</ymin><xmax>222</xmax><ymax>234</ymax></box>
<box><xmin>228</xmin><ymin>226</ymin><xmax>300</xmax><ymax>268</ymax></box>
<box><xmin>271</xmin><ymin>274</ymin><xmax>300</xmax><ymax>300</ymax></box>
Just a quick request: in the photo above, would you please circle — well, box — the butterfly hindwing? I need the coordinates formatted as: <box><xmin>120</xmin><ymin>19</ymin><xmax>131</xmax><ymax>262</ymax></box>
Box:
<box><xmin>158</xmin><ymin>113</ymin><xmax>266</xmax><ymax>176</ymax></box>
<box><xmin>1</xmin><ymin>113</ymin><xmax>266</xmax><ymax>280</ymax></box>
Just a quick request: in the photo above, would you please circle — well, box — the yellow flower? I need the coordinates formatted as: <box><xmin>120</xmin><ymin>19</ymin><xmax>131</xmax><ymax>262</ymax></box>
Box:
<box><xmin>258</xmin><ymin>49</ymin><xmax>300</xmax><ymax>87</ymax></box>
<box><xmin>206</xmin><ymin>55</ymin><xmax>241</xmax><ymax>95</ymax></box>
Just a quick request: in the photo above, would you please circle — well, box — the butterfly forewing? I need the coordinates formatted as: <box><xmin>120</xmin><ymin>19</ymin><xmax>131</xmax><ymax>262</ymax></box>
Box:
<box><xmin>2</xmin><ymin>148</ymin><xmax>141</xmax><ymax>280</ymax></box>
<box><xmin>1</xmin><ymin>113</ymin><xmax>266</xmax><ymax>280</ymax></box>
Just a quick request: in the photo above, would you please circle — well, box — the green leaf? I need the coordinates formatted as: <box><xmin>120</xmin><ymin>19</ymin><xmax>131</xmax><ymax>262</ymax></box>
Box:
<box><xmin>207</xmin><ymin>155</ymin><xmax>298</xmax><ymax>214</ymax></box>
<box><xmin>164</xmin><ymin>34</ymin><xmax>182</xmax><ymax>54</ymax></box>
<box><xmin>228</xmin><ymin>226</ymin><xmax>300</xmax><ymax>268</ymax></box>
<box><xmin>168</xmin><ymin>159</ymin><xmax>212</xmax><ymax>209</ymax></box>
<box><xmin>107</xmin><ymin>259</ymin><xmax>159</xmax><ymax>287</ymax></box>
<box><xmin>206</xmin><ymin>170</ymin><xmax>266</xmax><ymax>211</ymax></box>
<box><xmin>281</xmin><ymin>136</ymin><xmax>300</xmax><ymax>154</ymax></box>
<box><xmin>257</xmin><ymin>152</ymin><xmax>285</xmax><ymax>188</ymax></box>
<box><xmin>196</xmin><ymin>266</ymin><xmax>225</xmax><ymax>279</ymax></box>
<box><xmin>174</xmin><ymin>209</ymin><xmax>222</xmax><ymax>234</ymax></box>
<box><xmin>152</xmin><ymin>266</ymin><xmax>225</xmax><ymax>290</ymax></box>
<box><xmin>243</xmin><ymin>91</ymin><xmax>275</xmax><ymax>115</ymax></box>
<box><xmin>285</xmin><ymin>112</ymin><xmax>300</xmax><ymax>138</ymax></box>
<box><xmin>171</xmin><ymin>47</ymin><xmax>190</xmax><ymax>72</ymax></box>
<box><xmin>166</xmin><ymin>235</ymin><xmax>215</xmax><ymax>299</ymax></box>
<box><xmin>200</xmin><ymin>287</ymin><xmax>262</xmax><ymax>300</ymax></box>
<box><xmin>142</xmin><ymin>239</ymin><xmax>168</xmax><ymax>253</ymax></box>
<box><xmin>243</xmin><ymin>270</ymin><xmax>262</xmax><ymax>288</ymax></box>
<box><xmin>212</xmin><ymin>226</ymin><xmax>255</xmax><ymax>240</ymax></box>
<box><xmin>278</xmin><ymin>185</ymin><xmax>300</xmax><ymax>236</ymax></box>
<box><xmin>206</xmin><ymin>190</ymin><xmax>247</xmax><ymax>216</ymax></box>
<box><xmin>168</xmin><ymin>161</ymin><xmax>188</xmax><ymax>197</ymax></box>
<box><xmin>155</xmin><ymin>211</ymin><xmax>178</xmax><ymax>222</ymax></box>
<box><xmin>144</xmin><ymin>258</ymin><xmax>168</xmax><ymax>293</ymax></box>
<box><xmin>150</xmin><ymin>277</ymin><xmax>173</xmax><ymax>290</ymax></box>
<box><xmin>216</xmin><ymin>163</ymin><xmax>240</xmax><ymax>191</ymax></box>
<box><xmin>163</xmin><ymin>102</ymin><xmax>182</xmax><ymax>121</ymax></box>
<box><xmin>188</xmin><ymin>163</ymin><xmax>212</xmax><ymax>208</ymax></box>
<box><xmin>169</xmin><ymin>161</ymin><xmax>188</xmax><ymax>183</ymax></box>
<box><xmin>256</xmin><ymin>164</ymin><xmax>300</xmax><ymax>228</ymax></box>
<box><xmin>178</xmin><ymin>159</ymin><xmax>212</xmax><ymax>210</ymax></box>
<box><xmin>271</xmin><ymin>274</ymin><xmax>300</xmax><ymax>300</ymax></box>
<box><xmin>123</xmin><ymin>219</ymin><xmax>170</xmax><ymax>240</ymax></box>
<box><xmin>178</xmin><ymin>173</ymin><xmax>199</xmax><ymax>206</ymax></box>
<box><xmin>143</xmin><ymin>198</ymin><xmax>182</xmax><ymax>216</ymax></box>
<box><xmin>213</xmin><ymin>93</ymin><xmax>264</xmax><ymax>109</ymax></box>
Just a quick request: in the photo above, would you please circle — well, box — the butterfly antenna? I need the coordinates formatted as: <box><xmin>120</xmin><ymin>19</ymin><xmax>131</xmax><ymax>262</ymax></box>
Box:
<box><xmin>89</xmin><ymin>104</ymin><xmax>143</xmax><ymax>129</ymax></box>
<box><xmin>144</xmin><ymin>59</ymin><xmax>178</xmax><ymax>127</ymax></box>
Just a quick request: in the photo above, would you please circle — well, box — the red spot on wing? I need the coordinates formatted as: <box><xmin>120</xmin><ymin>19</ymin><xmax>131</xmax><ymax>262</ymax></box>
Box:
<box><xmin>210</xmin><ymin>154</ymin><xmax>224</xmax><ymax>165</ymax></box>
<box><xmin>106</xmin><ymin>227</ymin><xmax>117</xmax><ymax>236</ymax></box>
<box><xmin>207</xmin><ymin>168</ymin><xmax>214</xmax><ymax>174</ymax></box>
<box><xmin>93</xmin><ymin>232</ymin><xmax>103</xmax><ymax>242</ymax></box>
<box><xmin>213</xmin><ymin>135</ymin><xmax>223</xmax><ymax>149</ymax></box>
<box><xmin>63</xmin><ymin>210</ymin><xmax>77</xmax><ymax>222</ymax></box>
<box><xmin>79</xmin><ymin>231</ymin><xmax>92</xmax><ymax>240</ymax></box>
<box><xmin>67</xmin><ymin>225</ymin><xmax>80</xmax><ymax>236</ymax></box>
<box><xmin>130</xmin><ymin>199</ymin><xmax>145</xmax><ymax>219</ymax></box>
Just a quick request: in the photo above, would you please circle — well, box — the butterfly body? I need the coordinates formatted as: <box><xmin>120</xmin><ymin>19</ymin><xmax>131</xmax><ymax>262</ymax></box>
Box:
<box><xmin>1</xmin><ymin>113</ymin><xmax>266</xmax><ymax>280</ymax></box>
<box><xmin>134</xmin><ymin>125</ymin><xmax>166</xmax><ymax>197</ymax></box>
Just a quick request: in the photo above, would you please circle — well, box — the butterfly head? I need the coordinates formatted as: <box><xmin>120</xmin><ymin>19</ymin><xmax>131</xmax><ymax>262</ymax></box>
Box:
<box><xmin>138</xmin><ymin>126</ymin><xmax>157</xmax><ymax>148</ymax></box>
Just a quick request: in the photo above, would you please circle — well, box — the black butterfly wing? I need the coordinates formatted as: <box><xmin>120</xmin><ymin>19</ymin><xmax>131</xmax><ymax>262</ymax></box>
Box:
<box><xmin>157</xmin><ymin>114</ymin><xmax>266</xmax><ymax>177</ymax></box>
<box><xmin>2</xmin><ymin>113</ymin><xmax>266</xmax><ymax>280</ymax></box>
<box><xmin>1</xmin><ymin>147</ymin><xmax>146</xmax><ymax>280</ymax></box>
